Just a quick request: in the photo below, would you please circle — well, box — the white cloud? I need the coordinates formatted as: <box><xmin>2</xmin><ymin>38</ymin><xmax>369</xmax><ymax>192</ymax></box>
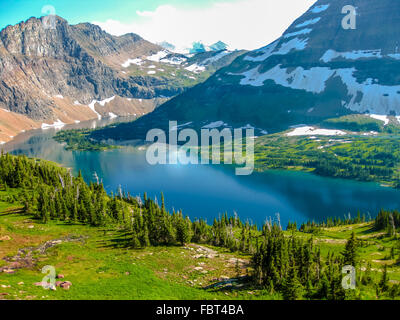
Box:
<box><xmin>93</xmin><ymin>0</ymin><xmax>316</xmax><ymax>52</ymax></box>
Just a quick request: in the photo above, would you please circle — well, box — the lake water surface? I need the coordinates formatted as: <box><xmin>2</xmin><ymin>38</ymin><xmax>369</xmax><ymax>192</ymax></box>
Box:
<box><xmin>3</xmin><ymin>117</ymin><xmax>400</xmax><ymax>227</ymax></box>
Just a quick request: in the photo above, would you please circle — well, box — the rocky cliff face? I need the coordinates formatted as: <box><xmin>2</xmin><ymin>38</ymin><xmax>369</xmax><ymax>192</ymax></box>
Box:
<box><xmin>95</xmin><ymin>0</ymin><xmax>400</xmax><ymax>141</ymax></box>
<box><xmin>0</xmin><ymin>16</ymin><xmax>171</xmax><ymax>121</ymax></box>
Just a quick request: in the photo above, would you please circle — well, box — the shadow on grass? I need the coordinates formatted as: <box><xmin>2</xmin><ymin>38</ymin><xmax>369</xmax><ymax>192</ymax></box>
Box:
<box><xmin>96</xmin><ymin>229</ymin><xmax>135</xmax><ymax>249</ymax></box>
<box><xmin>0</xmin><ymin>208</ymin><xmax>25</xmax><ymax>216</ymax></box>
<box><xmin>96</xmin><ymin>229</ymin><xmax>182</xmax><ymax>250</ymax></box>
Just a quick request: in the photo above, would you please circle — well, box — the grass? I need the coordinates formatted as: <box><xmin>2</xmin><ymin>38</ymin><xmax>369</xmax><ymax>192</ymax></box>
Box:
<box><xmin>0</xmin><ymin>196</ymin><xmax>274</xmax><ymax>300</ymax></box>
<box><xmin>1</xmin><ymin>188</ymin><xmax>399</xmax><ymax>300</ymax></box>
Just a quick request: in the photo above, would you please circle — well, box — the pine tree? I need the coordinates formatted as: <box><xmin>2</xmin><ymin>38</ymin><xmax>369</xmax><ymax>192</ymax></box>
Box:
<box><xmin>342</xmin><ymin>232</ymin><xmax>358</xmax><ymax>267</ymax></box>
<box><xmin>176</xmin><ymin>215</ymin><xmax>191</xmax><ymax>246</ymax></box>
<box><xmin>282</xmin><ymin>262</ymin><xmax>303</xmax><ymax>300</ymax></box>
<box><xmin>379</xmin><ymin>265</ymin><xmax>389</xmax><ymax>293</ymax></box>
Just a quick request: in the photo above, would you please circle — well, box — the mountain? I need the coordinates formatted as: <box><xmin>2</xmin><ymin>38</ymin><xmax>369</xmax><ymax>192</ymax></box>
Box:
<box><xmin>189</xmin><ymin>42</ymin><xmax>207</xmax><ymax>54</ymax></box>
<box><xmin>157</xmin><ymin>41</ymin><xmax>176</xmax><ymax>51</ymax></box>
<box><xmin>187</xmin><ymin>41</ymin><xmax>230</xmax><ymax>54</ymax></box>
<box><xmin>93</xmin><ymin>0</ymin><xmax>400</xmax><ymax>141</ymax></box>
<box><xmin>209</xmin><ymin>41</ymin><xmax>229</xmax><ymax>52</ymax></box>
<box><xmin>0</xmin><ymin>16</ymin><xmax>242</xmax><ymax>143</ymax></box>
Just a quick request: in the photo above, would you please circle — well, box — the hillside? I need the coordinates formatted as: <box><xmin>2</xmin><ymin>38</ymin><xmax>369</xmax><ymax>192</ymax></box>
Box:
<box><xmin>91</xmin><ymin>0</ymin><xmax>400</xmax><ymax>141</ymax></box>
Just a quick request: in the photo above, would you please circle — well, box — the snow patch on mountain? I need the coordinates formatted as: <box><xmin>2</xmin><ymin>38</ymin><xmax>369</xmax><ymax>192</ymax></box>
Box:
<box><xmin>147</xmin><ymin>50</ymin><xmax>169</xmax><ymax>62</ymax></box>
<box><xmin>237</xmin><ymin>64</ymin><xmax>334</xmax><ymax>93</ymax></box>
<box><xmin>160</xmin><ymin>56</ymin><xmax>187</xmax><ymax>65</ymax></box>
<box><xmin>98</xmin><ymin>96</ymin><xmax>115</xmax><ymax>106</ymax></box>
<box><xmin>185</xmin><ymin>64</ymin><xmax>206</xmax><ymax>73</ymax></box>
<box><xmin>41</xmin><ymin>119</ymin><xmax>66</xmax><ymax>130</ymax></box>
<box><xmin>321</xmin><ymin>49</ymin><xmax>382</xmax><ymax>63</ymax></box>
<box><xmin>202</xmin><ymin>121</ymin><xmax>227</xmax><ymax>129</ymax></box>
<box><xmin>284</xmin><ymin>28</ymin><xmax>313</xmax><ymax>39</ymax></box>
<box><xmin>122</xmin><ymin>58</ymin><xmax>143</xmax><ymax>68</ymax></box>
<box><xmin>295</xmin><ymin>17</ymin><xmax>321</xmax><ymax>28</ymax></box>
<box><xmin>334</xmin><ymin>68</ymin><xmax>400</xmax><ymax>115</ymax></box>
<box><xmin>88</xmin><ymin>96</ymin><xmax>115</xmax><ymax>120</ymax></box>
<box><xmin>369</xmin><ymin>114</ymin><xmax>389</xmax><ymax>125</ymax></box>
<box><xmin>202</xmin><ymin>50</ymin><xmax>231</xmax><ymax>65</ymax></box>
<box><xmin>236</xmin><ymin>61</ymin><xmax>400</xmax><ymax>115</ymax></box>
<box><xmin>287</xmin><ymin>126</ymin><xmax>346</xmax><ymax>136</ymax></box>
<box><xmin>311</xmin><ymin>4</ymin><xmax>330</xmax><ymax>13</ymax></box>
<box><xmin>275</xmin><ymin>38</ymin><xmax>309</xmax><ymax>55</ymax></box>
<box><xmin>388</xmin><ymin>53</ymin><xmax>400</xmax><ymax>60</ymax></box>
<box><xmin>108</xmin><ymin>112</ymin><xmax>118</xmax><ymax>119</ymax></box>
<box><xmin>244</xmin><ymin>38</ymin><xmax>308</xmax><ymax>62</ymax></box>
<box><xmin>244</xmin><ymin>41</ymin><xmax>279</xmax><ymax>62</ymax></box>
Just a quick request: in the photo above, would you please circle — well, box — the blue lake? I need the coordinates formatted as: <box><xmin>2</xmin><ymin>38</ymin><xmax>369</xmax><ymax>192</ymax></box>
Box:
<box><xmin>3</xmin><ymin>117</ymin><xmax>400</xmax><ymax>227</ymax></box>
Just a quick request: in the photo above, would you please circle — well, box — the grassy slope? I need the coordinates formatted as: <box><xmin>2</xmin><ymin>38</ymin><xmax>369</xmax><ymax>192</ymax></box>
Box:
<box><xmin>0</xmin><ymin>190</ymin><xmax>269</xmax><ymax>300</ymax></box>
<box><xmin>0</xmin><ymin>189</ymin><xmax>399</xmax><ymax>300</ymax></box>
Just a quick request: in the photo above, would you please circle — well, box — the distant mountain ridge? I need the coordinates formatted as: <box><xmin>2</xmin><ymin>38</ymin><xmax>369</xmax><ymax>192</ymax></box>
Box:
<box><xmin>93</xmin><ymin>0</ymin><xmax>400</xmax><ymax>141</ymax></box>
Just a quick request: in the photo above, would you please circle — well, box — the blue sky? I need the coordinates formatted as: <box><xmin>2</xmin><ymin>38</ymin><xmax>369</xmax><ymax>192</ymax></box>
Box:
<box><xmin>0</xmin><ymin>0</ymin><xmax>228</xmax><ymax>28</ymax></box>
<box><xmin>0</xmin><ymin>0</ymin><xmax>316</xmax><ymax>51</ymax></box>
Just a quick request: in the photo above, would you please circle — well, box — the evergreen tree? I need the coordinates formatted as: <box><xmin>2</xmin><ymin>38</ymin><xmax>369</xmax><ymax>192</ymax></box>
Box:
<box><xmin>282</xmin><ymin>262</ymin><xmax>303</xmax><ymax>300</ymax></box>
<box><xmin>342</xmin><ymin>232</ymin><xmax>358</xmax><ymax>267</ymax></box>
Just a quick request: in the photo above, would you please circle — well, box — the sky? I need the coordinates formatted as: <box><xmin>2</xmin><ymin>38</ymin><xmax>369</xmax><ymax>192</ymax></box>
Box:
<box><xmin>0</xmin><ymin>0</ymin><xmax>316</xmax><ymax>51</ymax></box>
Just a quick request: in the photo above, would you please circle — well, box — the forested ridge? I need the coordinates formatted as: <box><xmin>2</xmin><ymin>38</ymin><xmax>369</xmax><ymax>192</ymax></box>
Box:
<box><xmin>0</xmin><ymin>152</ymin><xmax>399</xmax><ymax>300</ymax></box>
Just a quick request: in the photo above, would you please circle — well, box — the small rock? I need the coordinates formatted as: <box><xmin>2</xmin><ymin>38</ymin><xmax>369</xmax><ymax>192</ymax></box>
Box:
<box><xmin>194</xmin><ymin>267</ymin><xmax>203</xmax><ymax>271</ymax></box>
<box><xmin>60</xmin><ymin>281</ymin><xmax>72</xmax><ymax>290</ymax></box>
<box><xmin>27</xmin><ymin>225</ymin><xmax>34</xmax><ymax>229</ymax></box>
<box><xmin>18</xmin><ymin>282</ymin><xmax>24</xmax><ymax>286</ymax></box>
<box><xmin>2</xmin><ymin>269</ymin><xmax>15</xmax><ymax>274</ymax></box>
<box><xmin>0</xmin><ymin>236</ymin><xmax>11</xmax><ymax>241</ymax></box>
<box><xmin>10</xmin><ymin>262</ymin><xmax>21</xmax><ymax>268</ymax></box>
